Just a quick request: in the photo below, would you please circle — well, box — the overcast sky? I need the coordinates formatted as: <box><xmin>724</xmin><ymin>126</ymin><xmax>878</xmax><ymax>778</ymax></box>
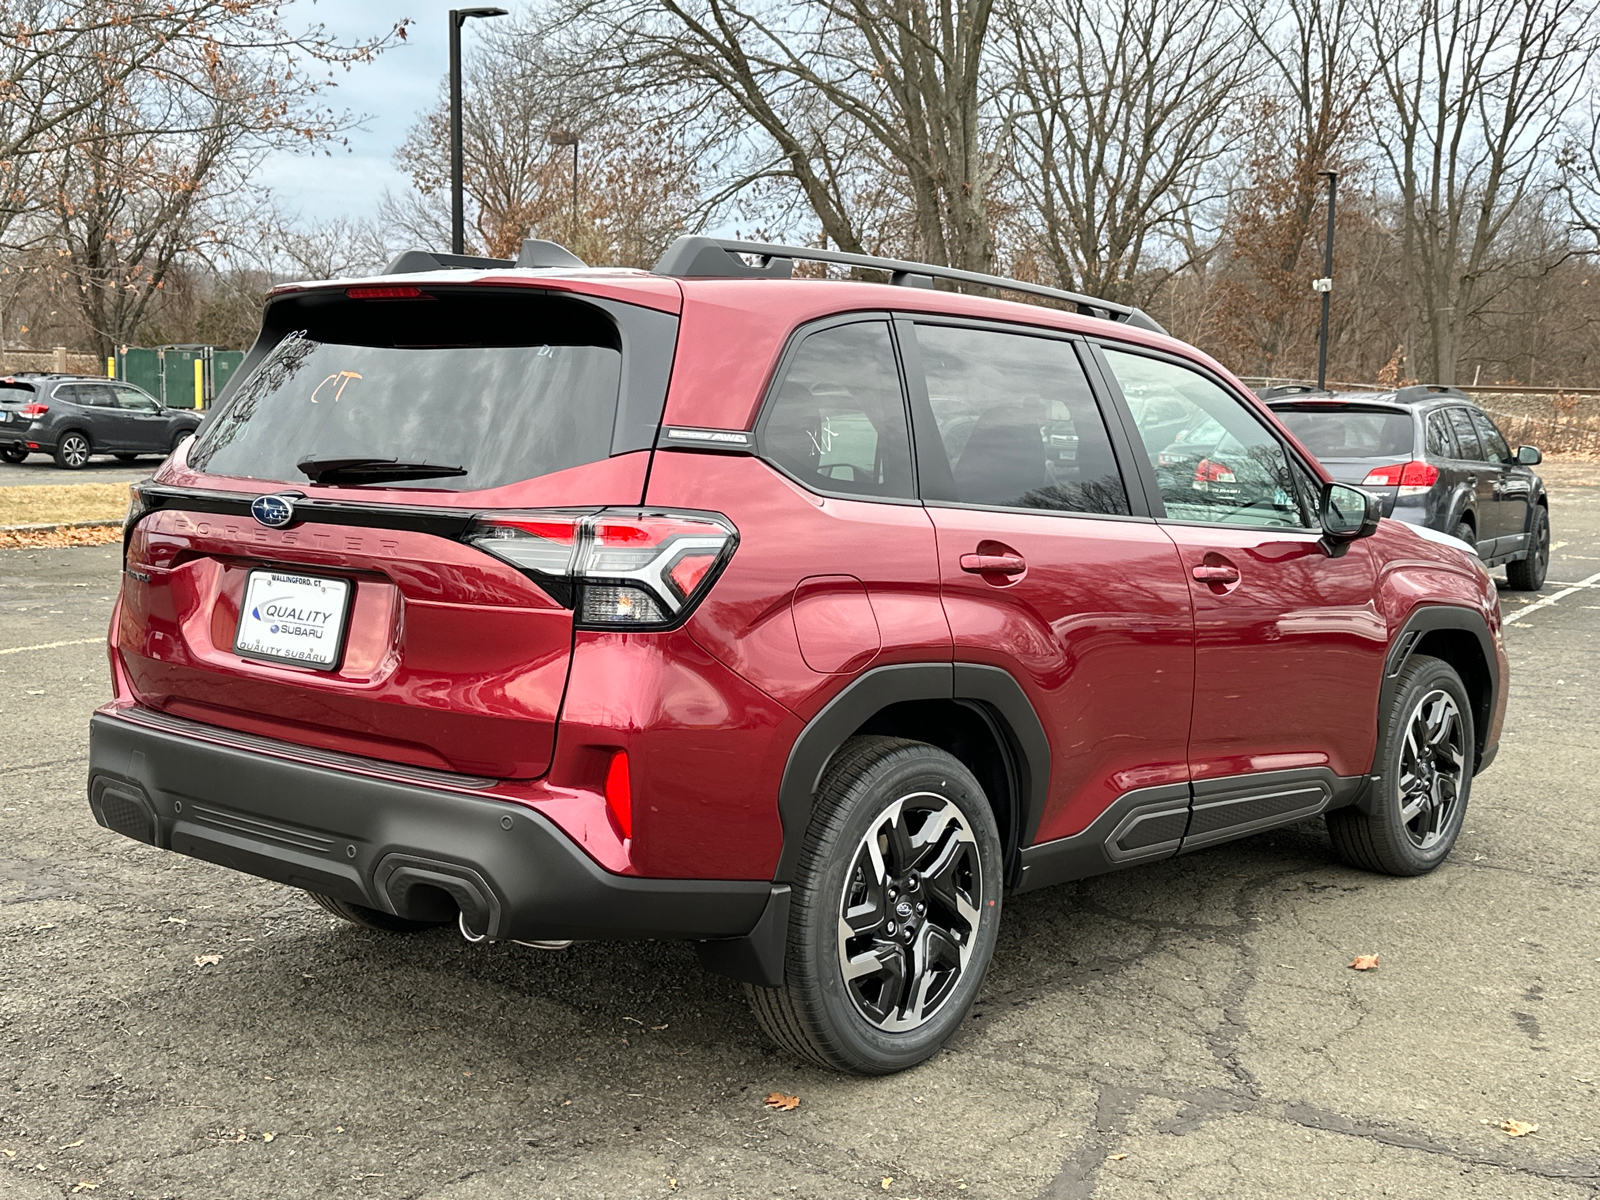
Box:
<box><xmin>259</xmin><ymin>0</ymin><xmax>502</xmax><ymax>226</ymax></box>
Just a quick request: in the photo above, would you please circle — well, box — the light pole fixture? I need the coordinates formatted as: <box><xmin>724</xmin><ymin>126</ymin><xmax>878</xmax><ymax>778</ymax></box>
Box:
<box><xmin>549</xmin><ymin>129</ymin><xmax>579</xmax><ymax>248</ymax></box>
<box><xmin>449</xmin><ymin>7</ymin><xmax>508</xmax><ymax>256</ymax></box>
<box><xmin>1314</xmin><ymin>169</ymin><xmax>1337</xmax><ymax>392</ymax></box>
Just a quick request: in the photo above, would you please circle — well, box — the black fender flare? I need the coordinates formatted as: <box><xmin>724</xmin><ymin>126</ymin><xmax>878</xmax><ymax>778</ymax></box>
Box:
<box><xmin>771</xmin><ymin>662</ymin><xmax>1051</xmax><ymax>883</ymax></box>
<box><xmin>1364</xmin><ymin>604</ymin><xmax>1499</xmax><ymax>809</ymax></box>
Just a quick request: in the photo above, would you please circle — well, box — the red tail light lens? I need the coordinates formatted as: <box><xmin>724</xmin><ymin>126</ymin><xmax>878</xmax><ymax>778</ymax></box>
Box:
<box><xmin>1193</xmin><ymin>458</ymin><xmax>1236</xmax><ymax>486</ymax></box>
<box><xmin>463</xmin><ymin>508</ymin><xmax>737</xmax><ymax>628</ymax></box>
<box><xmin>1364</xmin><ymin>461</ymin><xmax>1438</xmax><ymax>493</ymax></box>
<box><xmin>19</xmin><ymin>403</ymin><xmax>48</xmax><ymax>418</ymax></box>
<box><xmin>604</xmin><ymin>751</ymin><xmax>632</xmax><ymax>839</ymax></box>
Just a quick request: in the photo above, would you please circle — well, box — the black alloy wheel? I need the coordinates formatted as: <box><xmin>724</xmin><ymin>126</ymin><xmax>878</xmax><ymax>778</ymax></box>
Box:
<box><xmin>1327</xmin><ymin>654</ymin><xmax>1473</xmax><ymax>875</ymax></box>
<box><xmin>745</xmin><ymin>736</ymin><xmax>1003</xmax><ymax>1074</ymax></box>
<box><xmin>837</xmin><ymin>793</ymin><xmax>983</xmax><ymax>1031</ymax></box>
<box><xmin>1505</xmin><ymin>505</ymin><xmax>1549</xmax><ymax>591</ymax></box>
<box><xmin>54</xmin><ymin>432</ymin><xmax>91</xmax><ymax>469</ymax></box>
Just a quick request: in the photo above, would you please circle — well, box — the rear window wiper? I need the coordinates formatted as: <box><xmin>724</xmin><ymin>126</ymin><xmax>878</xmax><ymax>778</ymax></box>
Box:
<box><xmin>296</xmin><ymin>456</ymin><xmax>469</xmax><ymax>485</ymax></box>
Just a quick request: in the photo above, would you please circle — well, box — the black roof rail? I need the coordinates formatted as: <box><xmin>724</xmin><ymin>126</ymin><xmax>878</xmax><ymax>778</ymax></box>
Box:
<box><xmin>651</xmin><ymin>236</ymin><xmax>1166</xmax><ymax>334</ymax></box>
<box><xmin>1392</xmin><ymin>384</ymin><xmax>1470</xmax><ymax>405</ymax></box>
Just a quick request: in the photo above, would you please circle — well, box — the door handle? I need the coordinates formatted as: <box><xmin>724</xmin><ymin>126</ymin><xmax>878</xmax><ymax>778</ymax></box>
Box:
<box><xmin>1192</xmin><ymin>564</ymin><xmax>1240</xmax><ymax>584</ymax></box>
<box><xmin>960</xmin><ymin>553</ymin><xmax>1026</xmax><ymax>575</ymax></box>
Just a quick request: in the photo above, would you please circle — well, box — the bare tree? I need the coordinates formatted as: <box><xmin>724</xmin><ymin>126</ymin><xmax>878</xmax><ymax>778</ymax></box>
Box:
<box><xmin>1371</xmin><ymin>0</ymin><xmax>1600</xmax><ymax>382</ymax></box>
<box><xmin>1001</xmin><ymin>0</ymin><xmax>1248</xmax><ymax>306</ymax></box>
<box><xmin>563</xmin><ymin>0</ymin><xmax>1002</xmax><ymax>271</ymax></box>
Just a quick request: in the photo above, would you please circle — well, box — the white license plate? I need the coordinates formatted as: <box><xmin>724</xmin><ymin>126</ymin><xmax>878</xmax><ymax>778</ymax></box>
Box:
<box><xmin>234</xmin><ymin>571</ymin><xmax>351</xmax><ymax>669</ymax></box>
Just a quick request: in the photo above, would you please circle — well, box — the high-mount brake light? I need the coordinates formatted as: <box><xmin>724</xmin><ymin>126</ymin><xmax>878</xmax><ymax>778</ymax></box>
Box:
<box><xmin>19</xmin><ymin>403</ymin><xmax>48</xmax><ymax>418</ymax></box>
<box><xmin>345</xmin><ymin>285</ymin><xmax>429</xmax><ymax>300</ymax></box>
<box><xmin>1363</xmin><ymin>461</ymin><xmax>1439</xmax><ymax>495</ymax></box>
<box><xmin>463</xmin><ymin>508</ymin><xmax>737</xmax><ymax>629</ymax></box>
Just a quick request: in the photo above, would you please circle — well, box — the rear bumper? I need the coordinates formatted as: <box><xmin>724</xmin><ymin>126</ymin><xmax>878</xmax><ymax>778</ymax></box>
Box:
<box><xmin>87</xmin><ymin>710</ymin><xmax>772</xmax><ymax>943</ymax></box>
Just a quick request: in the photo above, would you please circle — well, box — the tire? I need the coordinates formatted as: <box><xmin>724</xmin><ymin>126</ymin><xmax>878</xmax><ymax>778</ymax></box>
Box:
<box><xmin>306</xmin><ymin>890</ymin><xmax>448</xmax><ymax>933</ymax></box>
<box><xmin>1452</xmin><ymin>519</ymin><xmax>1476</xmax><ymax>553</ymax></box>
<box><xmin>744</xmin><ymin>736</ymin><xmax>1004</xmax><ymax>1074</ymax></box>
<box><xmin>171</xmin><ymin>430</ymin><xmax>192</xmax><ymax>453</ymax></box>
<box><xmin>1326</xmin><ymin>654</ymin><xmax>1474</xmax><ymax>876</ymax></box>
<box><xmin>1505</xmin><ymin>504</ymin><xmax>1549</xmax><ymax>591</ymax></box>
<box><xmin>0</xmin><ymin>446</ymin><xmax>26</xmax><ymax>463</ymax></box>
<box><xmin>53</xmin><ymin>431</ymin><xmax>91</xmax><ymax>469</ymax></box>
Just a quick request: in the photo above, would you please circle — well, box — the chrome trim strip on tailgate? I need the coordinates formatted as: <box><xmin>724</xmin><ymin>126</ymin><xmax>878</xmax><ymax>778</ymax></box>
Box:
<box><xmin>108</xmin><ymin>704</ymin><xmax>499</xmax><ymax>792</ymax></box>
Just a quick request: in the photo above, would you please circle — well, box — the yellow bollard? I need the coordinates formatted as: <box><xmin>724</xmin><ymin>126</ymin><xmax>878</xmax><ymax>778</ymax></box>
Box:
<box><xmin>194</xmin><ymin>358</ymin><xmax>204</xmax><ymax>409</ymax></box>
<box><xmin>107</xmin><ymin>357</ymin><xmax>115</xmax><ymax>379</ymax></box>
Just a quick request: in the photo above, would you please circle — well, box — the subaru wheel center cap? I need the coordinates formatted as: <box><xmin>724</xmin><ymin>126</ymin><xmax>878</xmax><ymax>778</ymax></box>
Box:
<box><xmin>251</xmin><ymin>494</ymin><xmax>296</xmax><ymax>529</ymax></box>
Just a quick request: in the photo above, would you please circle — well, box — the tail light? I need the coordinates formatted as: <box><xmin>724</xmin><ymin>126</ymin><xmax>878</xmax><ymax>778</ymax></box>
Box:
<box><xmin>1363</xmin><ymin>461</ymin><xmax>1439</xmax><ymax>495</ymax></box>
<box><xmin>19</xmin><ymin>403</ymin><xmax>48</xmax><ymax>418</ymax></box>
<box><xmin>1193</xmin><ymin>458</ymin><xmax>1236</xmax><ymax>490</ymax></box>
<box><xmin>464</xmin><ymin>508</ymin><xmax>737</xmax><ymax>629</ymax></box>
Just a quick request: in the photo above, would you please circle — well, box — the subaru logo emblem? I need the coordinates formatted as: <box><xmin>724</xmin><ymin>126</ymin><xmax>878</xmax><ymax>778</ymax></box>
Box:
<box><xmin>251</xmin><ymin>494</ymin><xmax>295</xmax><ymax>529</ymax></box>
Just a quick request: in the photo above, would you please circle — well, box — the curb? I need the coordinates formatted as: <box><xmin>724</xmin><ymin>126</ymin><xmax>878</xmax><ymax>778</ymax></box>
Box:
<box><xmin>0</xmin><ymin>518</ymin><xmax>122</xmax><ymax>534</ymax></box>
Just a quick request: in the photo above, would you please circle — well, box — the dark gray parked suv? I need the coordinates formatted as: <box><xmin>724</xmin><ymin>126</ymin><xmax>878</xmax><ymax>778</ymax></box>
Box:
<box><xmin>1263</xmin><ymin>385</ymin><xmax>1548</xmax><ymax>590</ymax></box>
<box><xmin>0</xmin><ymin>374</ymin><xmax>202</xmax><ymax>468</ymax></box>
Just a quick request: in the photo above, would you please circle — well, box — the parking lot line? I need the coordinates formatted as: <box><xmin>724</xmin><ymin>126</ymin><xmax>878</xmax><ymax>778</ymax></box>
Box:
<box><xmin>1505</xmin><ymin>569</ymin><xmax>1600</xmax><ymax>624</ymax></box>
<box><xmin>0</xmin><ymin>637</ymin><xmax>103</xmax><ymax>656</ymax></box>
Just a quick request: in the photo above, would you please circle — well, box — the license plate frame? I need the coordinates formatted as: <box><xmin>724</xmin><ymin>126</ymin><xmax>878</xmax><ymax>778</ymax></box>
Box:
<box><xmin>233</xmin><ymin>569</ymin><xmax>353</xmax><ymax>671</ymax></box>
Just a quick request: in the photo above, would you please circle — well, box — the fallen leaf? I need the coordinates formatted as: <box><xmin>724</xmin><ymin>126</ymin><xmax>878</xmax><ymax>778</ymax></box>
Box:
<box><xmin>262</xmin><ymin>1132</ymin><xmax>275</xmax><ymax>1143</ymax></box>
<box><xmin>70</xmin><ymin>1184</ymin><xmax>98</xmax><ymax>1194</ymax></box>
<box><xmin>2</xmin><ymin>1148</ymin><xmax>15</xmax><ymax>1158</ymax></box>
<box><xmin>1349</xmin><ymin>954</ymin><xmax>1379</xmax><ymax>971</ymax></box>
<box><xmin>1501</xmin><ymin>1119</ymin><xmax>1538</xmax><ymax>1137</ymax></box>
<box><xmin>668</xmin><ymin>1179</ymin><xmax>677</xmax><ymax>1190</ymax></box>
<box><xmin>763</xmin><ymin>1092</ymin><xmax>800</xmax><ymax>1111</ymax></box>
<box><xmin>59</xmin><ymin>1139</ymin><xmax>84</xmax><ymax>1150</ymax></box>
<box><xmin>1108</xmin><ymin>1152</ymin><xmax>1128</xmax><ymax>1160</ymax></box>
<box><xmin>881</xmin><ymin>1177</ymin><xmax>894</xmax><ymax>1189</ymax></box>
<box><xmin>194</xmin><ymin>954</ymin><xmax>222</xmax><ymax>967</ymax></box>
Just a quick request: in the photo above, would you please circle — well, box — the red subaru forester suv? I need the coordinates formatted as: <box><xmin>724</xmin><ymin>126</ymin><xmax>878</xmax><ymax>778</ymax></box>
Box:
<box><xmin>90</xmin><ymin>237</ymin><xmax>1507</xmax><ymax>1074</ymax></box>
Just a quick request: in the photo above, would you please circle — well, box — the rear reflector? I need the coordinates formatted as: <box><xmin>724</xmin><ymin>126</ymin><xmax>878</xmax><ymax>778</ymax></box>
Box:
<box><xmin>605</xmin><ymin>751</ymin><xmax>632</xmax><ymax>839</ymax></box>
<box><xmin>1364</xmin><ymin>461</ymin><xmax>1439</xmax><ymax>494</ymax></box>
<box><xmin>464</xmin><ymin>508</ymin><xmax>737</xmax><ymax>629</ymax></box>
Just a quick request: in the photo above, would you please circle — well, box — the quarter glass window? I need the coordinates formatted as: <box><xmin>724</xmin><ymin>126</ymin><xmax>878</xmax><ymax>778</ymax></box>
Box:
<box><xmin>759</xmin><ymin>321</ymin><xmax>915</xmax><ymax>500</ymax></box>
<box><xmin>1104</xmin><ymin>349</ymin><xmax>1312</xmax><ymax>528</ymax></box>
<box><xmin>915</xmin><ymin>325</ymin><xmax>1129</xmax><ymax>514</ymax></box>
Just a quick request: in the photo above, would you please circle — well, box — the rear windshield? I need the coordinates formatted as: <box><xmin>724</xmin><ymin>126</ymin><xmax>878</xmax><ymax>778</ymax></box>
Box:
<box><xmin>189</xmin><ymin>290</ymin><xmax>628</xmax><ymax>491</ymax></box>
<box><xmin>1272</xmin><ymin>406</ymin><xmax>1414</xmax><ymax>459</ymax></box>
<box><xmin>0</xmin><ymin>380</ymin><xmax>37</xmax><ymax>399</ymax></box>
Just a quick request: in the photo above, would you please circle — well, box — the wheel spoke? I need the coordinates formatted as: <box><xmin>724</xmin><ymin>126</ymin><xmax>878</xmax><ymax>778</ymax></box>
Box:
<box><xmin>1399</xmin><ymin>790</ymin><xmax>1429</xmax><ymax>825</ymax></box>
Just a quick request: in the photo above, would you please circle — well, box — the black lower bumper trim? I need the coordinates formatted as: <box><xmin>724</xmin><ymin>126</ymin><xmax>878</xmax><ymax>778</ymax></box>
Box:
<box><xmin>87</xmin><ymin>713</ymin><xmax>770</xmax><ymax>942</ymax></box>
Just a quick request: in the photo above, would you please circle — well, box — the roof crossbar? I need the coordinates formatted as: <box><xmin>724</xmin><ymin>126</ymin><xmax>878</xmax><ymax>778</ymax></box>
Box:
<box><xmin>651</xmin><ymin>236</ymin><xmax>1166</xmax><ymax>334</ymax></box>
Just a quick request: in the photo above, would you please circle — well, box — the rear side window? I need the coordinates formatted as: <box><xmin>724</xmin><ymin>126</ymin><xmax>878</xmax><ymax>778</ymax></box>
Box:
<box><xmin>189</xmin><ymin>290</ymin><xmax>651</xmax><ymax>491</ymax></box>
<box><xmin>1425</xmin><ymin>412</ymin><xmax>1456</xmax><ymax>458</ymax></box>
<box><xmin>758</xmin><ymin>321</ymin><xmax>914</xmax><ymax>500</ymax></box>
<box><xmin>59</xmin><ymin>383</ymin><xmax>115</xmax><ymax>407</ymax></box>
<box><xmin>914</xmin><ymin>324</ymin><xmax>1129</xmax><ymax>515</ymax></box>
<box><xmin>1272</xmin><ymin>407</ymin><xmax>1414</xmax><ymax>458</ymax></box>
<box><xmin>1445</xmin><ymin>408</ymin><xmax>1485</xmax><ymax>461</ymax></box>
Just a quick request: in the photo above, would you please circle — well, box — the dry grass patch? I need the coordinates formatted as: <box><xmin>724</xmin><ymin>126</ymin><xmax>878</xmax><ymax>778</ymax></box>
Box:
<box><xmin>0</xmin><ymin>483</ymin><xmax>129</xmax><ymax>528</ymax></box>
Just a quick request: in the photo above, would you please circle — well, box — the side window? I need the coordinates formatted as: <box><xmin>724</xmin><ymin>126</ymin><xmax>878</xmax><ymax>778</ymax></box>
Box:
<box><xmin>1468</xmin><ymin>409</ymin><xmax>1512</xmax><ymax>464</ymax></box>
<box><xmin>1103</xmin><ymin>348</ymin><xmax>1312</xmax><ymax>528</ymax></box>
<box><xmin>1425</xmin><ymin>412</ymin><xmax>1456</xmax><ymax>458</ymax></box>
<box><xmin>1445</xmin><ymin>408</ymin><xmax>1485</xmax><ymax>461</ymax></box>
<box><xmin>114</xmin><ymin>386</ymin><xmax>161</xmax><ymax>412</ymax></box>
<box><xmin>758</xmin><ymin>321</ymin><xmax>914</xmax><ymax>500</ymax></box>
<box><xmin>65</xmin><ymin>384</ymin><xmax>115</xmax><ymax>408</ymax></box>
<box><xmin>914</xmin><ymin>324</ymin><xmax>1129</xmax><ymax>514</ymax></box>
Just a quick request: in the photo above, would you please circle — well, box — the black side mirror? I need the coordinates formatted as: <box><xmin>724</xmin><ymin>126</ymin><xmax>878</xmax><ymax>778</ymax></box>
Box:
<box><xmin>1517</xmin><ymin>445</ymin><xmax>1542</xmax><ymax>466</ymax></box>
<box><xmin>1321</xmin><ymin>482</ymin><xmax>1380</xmax><ymax>554</ymax></box>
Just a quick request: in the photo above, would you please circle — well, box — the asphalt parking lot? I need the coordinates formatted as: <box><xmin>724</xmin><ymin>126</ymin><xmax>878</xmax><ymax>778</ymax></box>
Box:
<box><xmin>2</xmin><ymin>468</ymin><xmax>1597</xmax><ymax>1200</ymax></box>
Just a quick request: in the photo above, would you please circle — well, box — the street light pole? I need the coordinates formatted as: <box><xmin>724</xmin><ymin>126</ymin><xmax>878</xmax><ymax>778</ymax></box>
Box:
<box><xmin>549</xmin><ymin>130</ymin><xmax>579</xmax><ymax>248</ymax></box>
<box><xmin>1314</xmin><ymin>170</ymin><xmax>1338</xmax><ymax>392</ymax></box>
<box><xmin>448</xmin><ymin>7</ymin><xmax>508</xmax><ymax>256</ymax></box>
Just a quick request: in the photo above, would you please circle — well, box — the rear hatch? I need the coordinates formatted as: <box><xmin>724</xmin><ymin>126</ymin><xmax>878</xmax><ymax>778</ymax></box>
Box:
<box><xmin>1270</xmin><ymin>402</ymin><xmax>1416</xmax><ymax>514</ymax></box>
<box><xmin>116</xmin><ymin>282</ymin><xmax>678</xmax><ymax>778</ymax></box>
<box><xmin>0</xmin><ymin>378</ymin><xmax>38</xmax><ymax>431</ymax></box>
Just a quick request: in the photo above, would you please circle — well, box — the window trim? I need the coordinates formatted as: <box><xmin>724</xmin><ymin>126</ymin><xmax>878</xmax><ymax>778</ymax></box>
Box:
<box><xmin>751</xmin><ymin>310</ymin><xmax>923</xmax><ymax>507</ymax></box>
<box><xmin>1087</xmin><ymin>339</ymin><xmax>1320</xmax><ymax>531</ymax></box>
<box><xmin>895</xmin><ymin>314</ymin><xmax>1152</xmax><ymax>522</ymax></box>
